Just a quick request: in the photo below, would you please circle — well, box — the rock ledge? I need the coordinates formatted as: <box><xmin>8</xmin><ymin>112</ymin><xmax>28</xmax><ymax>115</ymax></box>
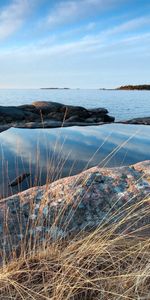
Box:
<box><xmin>0</xmin><ymin>101</ymin><xmax>115</xmax><ymax>131</ymax></box>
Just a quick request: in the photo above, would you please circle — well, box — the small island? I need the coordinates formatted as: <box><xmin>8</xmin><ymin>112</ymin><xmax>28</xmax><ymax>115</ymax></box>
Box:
<box><xmin>116</xmin><ymin>84</ymin><xmax>150</xmax><ymax>90</ymax></box>
<box><xmin>41</xmin><ymin>87</ymin><xmax>70</xmax><ymax>90</ymax></box>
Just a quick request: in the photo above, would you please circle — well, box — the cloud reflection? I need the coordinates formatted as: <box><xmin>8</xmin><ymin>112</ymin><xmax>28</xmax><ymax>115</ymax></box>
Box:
<box><xmin>0</xmin><ymin>124</ymin><xmax>150</xmax><ymax>198</ymax></box>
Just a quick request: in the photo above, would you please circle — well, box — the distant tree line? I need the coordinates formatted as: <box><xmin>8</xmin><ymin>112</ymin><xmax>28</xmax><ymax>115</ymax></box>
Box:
<box><xmin>117</xmin><ymin>85</ymin><xmax>150</xmax><ymax>90</ymax></box>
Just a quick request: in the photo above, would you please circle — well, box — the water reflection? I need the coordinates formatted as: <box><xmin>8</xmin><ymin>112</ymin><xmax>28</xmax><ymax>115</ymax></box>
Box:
<box><xmin>0</xmin><ymin>124</ymin><xmax>150</xmax><ymax>198</ymax></box>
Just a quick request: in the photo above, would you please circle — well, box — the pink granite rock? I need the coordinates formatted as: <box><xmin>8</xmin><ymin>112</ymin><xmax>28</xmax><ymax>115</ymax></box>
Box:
<box><xmin>0</xmin><ymin>161</ymin><xmax>150</xmax><ymax>258</ymax></box>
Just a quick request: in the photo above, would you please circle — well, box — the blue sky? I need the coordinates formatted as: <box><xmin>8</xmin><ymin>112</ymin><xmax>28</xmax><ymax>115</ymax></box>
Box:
<box><xmin>0</xmin><ymin>0</ymin><xmax>150</xmax><ymax>88</ymax></box>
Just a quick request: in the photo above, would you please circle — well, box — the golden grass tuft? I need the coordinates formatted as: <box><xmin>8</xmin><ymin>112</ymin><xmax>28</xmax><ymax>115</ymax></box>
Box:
<box><xmin>0</xmin><ymin>227</ymin><xmax>150</xmax><ymax>300</ymax></box>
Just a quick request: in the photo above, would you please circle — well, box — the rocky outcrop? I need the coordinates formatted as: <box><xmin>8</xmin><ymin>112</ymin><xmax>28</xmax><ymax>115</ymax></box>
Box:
<box><xmin>0</xmin><ymin>101</ymin><xmax>115</xmax><ymax>131</ymax></box>
<box><xmin>118</xmin><ymin>117</ymin><xmax>150</xmax><ymax>125</ymax></box>
<box><xmin>1</xmin><ymin>101</ymin><xmax>150</xmax><ymax>131</ymax></box>
<box><xmin>0</xmin><ymin>161</ymin><xmax>150</xmax><ymax>258</ymax></box>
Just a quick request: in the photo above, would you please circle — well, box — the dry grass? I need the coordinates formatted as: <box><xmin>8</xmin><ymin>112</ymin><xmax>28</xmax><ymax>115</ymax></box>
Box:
<box><xmin>0</xmin><ymin>224</ymin><xmax>150</xmax><ymax>300</ymax></box>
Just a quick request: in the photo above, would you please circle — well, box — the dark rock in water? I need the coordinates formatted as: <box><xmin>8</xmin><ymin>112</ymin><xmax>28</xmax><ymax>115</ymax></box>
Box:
<box><xmin>0</xmin><ymin>106</ymin><xmax>26</xmax><ymax>121</ymax></box>
<box><xmin>13</xmin><ymin>120</ymin><xmax>106</xmax><ymax>129</ymax></box>
<box><xmin>48</xmin><ymin>111</ymin><xmax>66</xmax><ymax>121</ymax></box>
<box><xmin>0</xmin><ymin>101</ymin><xmax>115</xmax><ymax>129</ymax></box>
<box><xmin>18</xmin><ymin>104</ymin><xmax>36</xmax><ymax>110</ymax></box>
<box><xmin>64</xmin><ymin>106</ymin><xmax>89</xmax><ymax>119</ymax></box>
<box><xmin>88</xmin><ymin>107</ymin><xmax>108</xmax><ymax>114</ymax></box>
<box><xmin>0</xmin><ymin>161</ymin><xmax>150</xmax><ymax>257</ymax></box>
<box><xmin>103</xmin><ymin>114</ymin><xmax>115</xmax><ymax>122</ymax></box>
<box><xmin>1</xmin><ymin>100</ymin><xmax>149</xmax><ymax>128</ymax></box>
<box><xmin>14</xmin><ymin>120</ymin><xmax>63</xmax><ymax>129</ymax></box>
<box><xmin>65</xmin><ymin>115</ymin><xmax>84</xmax><ymax>123</ymax></box>
<box><xmin>9</xmin><ymin>173</ymin><xmax>30</xmax><ymax>187</ymax></box>
<box><xmin>0</xmin><ymin>125</ymin><xmax>10</xmax><ymax>133</ymax></box>
<box><xmin>118</xmin><ymin>117</ymin><xmax>150</xmax><ymax>125</ymax></box>
<box><xmin>32</xmin><ymin>101</ymin><xmax>63</xmax><ymax>112</ymax></box>
<box><xmin>0</xmin><ymin>106</ymin><xmax>38</xmax><ymax>123</ymax></box>
<box><xmin>82</xmin><ymin>117</ymin><xmax>96</xmax><ymax>123</ymax></box>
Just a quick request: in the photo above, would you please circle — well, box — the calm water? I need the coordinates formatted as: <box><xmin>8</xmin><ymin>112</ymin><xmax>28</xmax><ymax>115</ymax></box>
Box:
<box><xmin>0</xmin><ymin>89</ymin><xmax>150</xmax><ymax>120</ymax></box>
<box><xmin>0</xmin><ymin>124</ymin><xmax>150</xmax><ymax>198</ymax></box>
<box><xmin>0</xmin><ymin>89</ymin><xmax>150</xmax><ymax>198</ymax></box>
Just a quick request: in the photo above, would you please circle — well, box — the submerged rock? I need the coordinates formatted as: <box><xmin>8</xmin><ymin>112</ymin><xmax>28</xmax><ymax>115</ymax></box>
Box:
<box><xmin>0</xmin><ymin>125</ymin><xmax>10</xmax><ymax>133</ymax></box>
<box><xmin>0</xmin><ymin>101</ymin><xmax>115</xmax><ymax>129</ymax></box>
<box><xmin>0</xmin><ymin>161</ymin><xmax>150</xmax><ymax>257</ymax></box>
<box><xmin>9</xmin><ymin>173</ymin><xmax>30</xmax><ymax>187</ymax></box>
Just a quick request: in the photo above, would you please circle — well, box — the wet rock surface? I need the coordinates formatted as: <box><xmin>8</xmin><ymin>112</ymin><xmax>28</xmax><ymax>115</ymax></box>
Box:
<box><xmin>0</xmin><ymin>160</ymin><xmax>150</xmax><ymax>257</ymax></box>
<box><xmin>0</xmin><ymin>101</ymin><xmax>115</xmax><ymax>131</ymax></box>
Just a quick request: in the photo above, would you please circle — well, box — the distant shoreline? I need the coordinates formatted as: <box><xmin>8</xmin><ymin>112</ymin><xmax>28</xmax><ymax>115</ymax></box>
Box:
<box><xmin>0</xmin><ymin>86</ymin><xmax>150</xmax><ymax>91</ymax></box>
<box><xmin>40</xmin><ymin>85</ymin><xmax>150</xmax><ymax>91</ymax></box>
<box><xmin>100</xmin><ymin>85</ymin><xmax>150</xmax><ymax>91</ymax></box>
<box><xmin>116</xmin><ymin>85</ymin><xmax>150</xmax><ymax>90</ymax></box>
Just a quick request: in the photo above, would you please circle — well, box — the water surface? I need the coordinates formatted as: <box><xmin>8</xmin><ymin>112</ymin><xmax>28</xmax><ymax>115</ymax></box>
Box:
<box><xmin>0</xmin><ymin>124</ymin><xmax>149</xmax><ymax>198</ymax></box>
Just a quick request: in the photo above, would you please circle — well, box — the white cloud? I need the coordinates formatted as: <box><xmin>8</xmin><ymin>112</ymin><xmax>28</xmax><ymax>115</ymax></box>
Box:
<box><xmin>45</xmin><ymin>0</ymin><xmax>126</xmax><ymax>28</ymax></box>
<box><xmin>0</xmin><ymin>0</ymin><xmax>32</xmax><ymax>40</ymax></box>
<box><xmin>1</xmin><ymin>32</ymin><xmax>149</xmax><ymax>67</ymax></box>
<box><xmin>86</xmin><ymin>22</ymin><xmax>96</xmax><ymax>30</ymax></box>
<box><xmin>47</xmin><ymin>1</ymin><xmax>79</xmax><ymax>26</ymax></box>
<box><xmin>104</xmin><ymin>16</ymin><xmax>150</xmax><ymax>35</ymax></box>
<box><xmin>1</xmin><ymin>18</ymin><xmax>150</xmax><ymax>60</ymax></box>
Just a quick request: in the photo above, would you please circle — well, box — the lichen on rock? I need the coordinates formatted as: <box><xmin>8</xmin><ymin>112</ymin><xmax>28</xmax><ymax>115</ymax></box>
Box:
<box><xmin>0</xmin><ymin>161</ymin><xmax>150</xmax><ymax>259</ymax></box>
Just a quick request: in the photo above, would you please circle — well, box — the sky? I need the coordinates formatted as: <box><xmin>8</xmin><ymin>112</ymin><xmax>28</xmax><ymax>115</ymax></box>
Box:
<box><xmin>0</xmin><ymin>0</ymin><xmax>150</xmax><ymax>89</ymax></box>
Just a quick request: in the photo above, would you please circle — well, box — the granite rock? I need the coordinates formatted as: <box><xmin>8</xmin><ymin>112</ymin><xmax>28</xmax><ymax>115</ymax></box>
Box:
<box><xmin>0</xmin><ymin>160</ymin><xmax>150</xmax><ymax>258</ymax></box>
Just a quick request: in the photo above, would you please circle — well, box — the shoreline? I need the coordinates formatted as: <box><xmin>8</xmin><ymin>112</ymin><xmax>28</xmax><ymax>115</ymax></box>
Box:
<box><xmin>0</xmin><ymin>101</ymin><xmax>150</xmax><ymax>134</ymax></box>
